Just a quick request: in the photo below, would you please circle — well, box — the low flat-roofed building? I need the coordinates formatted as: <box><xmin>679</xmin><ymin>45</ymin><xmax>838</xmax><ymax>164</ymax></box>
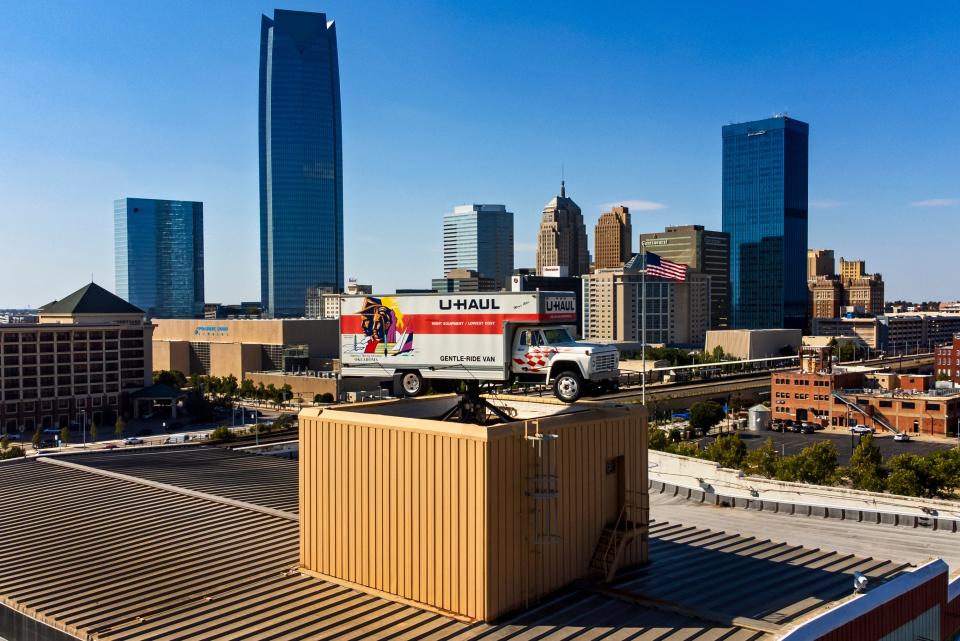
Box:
<box><xmin>5</xmin><ymin>442</ymin><xmax>960</xmax><ymax>641</ymax></box>
<box><xmin>0</xmin><ymin>282</ymin><xmax>152</xmax><ymax>433</ymax></box>
<box><xmin>151</xmin><ymin>317</ymin><xmax>338</xmax><ymax>380</ymax></box>
<box><xmin>705</xmin><ymin>328</ymin><xmax>801</xmax><ymax>360</ymax></box>
<box><xmin>812</xmin><ymin>316</ymin><xmax>884</xmax><ymax>349</ymax></box>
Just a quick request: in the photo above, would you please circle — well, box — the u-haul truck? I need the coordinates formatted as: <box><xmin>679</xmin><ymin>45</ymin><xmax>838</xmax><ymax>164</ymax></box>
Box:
<box><xmin>339</xmin><ymin>291</ymin><xmax>619</xmax><ymax>403</ymax></box>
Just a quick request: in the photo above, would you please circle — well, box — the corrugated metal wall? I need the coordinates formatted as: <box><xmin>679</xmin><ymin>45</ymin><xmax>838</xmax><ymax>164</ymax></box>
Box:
<box><xmin>299</xmin><ymin>403</ymin><xmax>648</xmax><ymax>622</ymax></box>
<box><xmin>485</xmin><ymin>408</ymin><xmax>648</xmax><ymax>618</ymax></box>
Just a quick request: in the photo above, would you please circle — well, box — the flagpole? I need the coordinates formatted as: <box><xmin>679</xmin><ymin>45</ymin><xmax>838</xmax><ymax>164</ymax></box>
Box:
<box><xmin>641</xmin><ymin>245</ymin><xmax>646</xmax><ymax>406</ymax></box>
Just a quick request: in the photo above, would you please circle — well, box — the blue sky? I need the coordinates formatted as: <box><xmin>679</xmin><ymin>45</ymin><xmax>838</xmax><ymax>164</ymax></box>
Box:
<box><xmin>1</xmin><ymin>1</ymin><xmax>958</xmax><ymax>307</ymax></box>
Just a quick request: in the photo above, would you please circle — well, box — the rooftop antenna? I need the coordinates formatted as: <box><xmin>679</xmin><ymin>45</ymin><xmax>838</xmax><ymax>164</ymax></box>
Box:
<box><xmin>560</xmin><ymin>164</ymin><xmax>566</xmax><ymax>198</ymax></box>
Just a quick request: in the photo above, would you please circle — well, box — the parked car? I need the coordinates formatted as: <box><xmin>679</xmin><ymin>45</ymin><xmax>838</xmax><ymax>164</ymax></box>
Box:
<box><xmin>894</xmin><ymin>433</ymin><xmax>912</xmax><ymax>442</ymax></box>
<box><xmin>800</xmin><ymin>422</ymin><xmax>816</xmax><ymax>434</ymax></box>
<box><xmin>850</xmin><ymin>425</ymin><xmax>875</xmax><ymax>435</ymax></box>
<box><xmin>101</xmin><ymin>443</ymin><xmax>118</xmax><ymax>450</ymax></box>
<box><xmin>123</xmin><ymin>437</ymin><xmax>144</xmax><ymax>445</ymax></box>
<box><xmin>789</xmin><ymin>422</ymin><xmax>803</xmax><ymax>433</ymax></box>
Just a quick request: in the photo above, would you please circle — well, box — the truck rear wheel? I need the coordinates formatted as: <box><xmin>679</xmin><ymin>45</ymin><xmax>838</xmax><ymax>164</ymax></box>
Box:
<box><xmin>399</xmin><ymin>371</ymin><xmax>425</xmax><ymax>397</ymax></box>
<box><xmin>552</xmin><ymin>370</ymin><xmax>583</xmax><ymax>403</ymax></box>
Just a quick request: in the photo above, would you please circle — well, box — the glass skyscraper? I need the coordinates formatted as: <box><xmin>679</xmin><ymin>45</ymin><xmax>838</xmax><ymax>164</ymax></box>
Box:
<box><xmin>443</xmin><ymin>204</ymin><xmax>514</xmax><ymax>289</ymax></box>
<box><xmin>259</xmin><ymin>9</ymin><xmax>343</xmax><ymax>317</ymax></box>
<box><xmin>722</xmin><ymin>116</ymin><xmax>809</xmax><ymax>330</ymax></box>
<box><xmin>114</xmin><ymin>198</ymin><xmax>204</xmax><ymax>318</ymax></box>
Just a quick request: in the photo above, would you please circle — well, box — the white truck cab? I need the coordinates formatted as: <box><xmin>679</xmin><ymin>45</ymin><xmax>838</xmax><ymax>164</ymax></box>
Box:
<box><xmin>510</xmin><ymin>325</ymin><xmax>619</xmax><ymax>401</ymax></box>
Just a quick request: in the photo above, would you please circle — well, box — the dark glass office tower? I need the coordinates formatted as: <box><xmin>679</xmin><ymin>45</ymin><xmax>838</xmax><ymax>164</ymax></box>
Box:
<box><xmin>260</xmin><ymin>9</ymin><xmax>343</xmax><ymax>317</ymax></box>
<box><xmin>722</xmin><ymin>116</ymin><xmax>808</xmax><ymax>330</ymax></box>
<box><xmin>114</xmin><ymin>198</ymin><xmax>204</xmax><ymax>318</ymax></box>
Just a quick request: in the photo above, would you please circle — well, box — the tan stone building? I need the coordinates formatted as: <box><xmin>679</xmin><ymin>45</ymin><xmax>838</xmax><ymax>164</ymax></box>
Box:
<box><xmin>807</xmin><ymin>249</ymin><xmax>835</xmax><ymax>280</ymax></box>
<box><xmin>536</xmin><ymin>181</ymin><xmax>590</xmax><ymax>276</ymax></box>
<box><xmin>639</xmin><ymin>225</ymin><xmax>729</xmax><ymax>329</ymax></box>
<box><xmin>809</xmin><ymin>277</ymin><xmax>843</xmax><ymax>319</ymax></box>
<box><xmin>582</xmin><ymin>267</ymin><xmax>710</xmax><ymax>346</ymax></box>
<box><xmin>839</xmin><ymin>257</ymin><xmax>866</xmax><ymax>280</ymax></box>
<box><xmin>593</xmin><ymin>205</ymin><xmax>632</xmax><ymax>269</ymax></box>
<box><xmin>0</xmin><ymin>283</ymin><xmax>152</xmax><ymax>432</ymax></box>
<box><xmin>152</xmin><ymin>318</ymin><xmax>338</xmax><ymax>380</ymax></box>
<box><xmin>844</xmin><ymin>274</ymin><xmax>884</xmax><ymax>316</ymax></box>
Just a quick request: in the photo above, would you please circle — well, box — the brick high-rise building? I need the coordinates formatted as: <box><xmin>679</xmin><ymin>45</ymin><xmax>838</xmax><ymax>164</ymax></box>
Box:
<box><xmin>807</xmin><ymin>249</ymin><xmax>835</xmax><ymax>281</ymax></box>
<box><xmin>640</xmin><ymin>225</ymin><xmax>729</xmax><ymax>329</ymax></box>
<box><xmin>593</xmin><ymin>206</ymin><xmax>632</xmax><ymax>270</ymax></box>
<box><xmin>536</xmin><ymin>181</ymin><xmax>590</xmax><ymax>276</ymax></box>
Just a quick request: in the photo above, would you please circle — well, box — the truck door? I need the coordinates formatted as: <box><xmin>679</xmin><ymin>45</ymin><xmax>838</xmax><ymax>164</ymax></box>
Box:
<box><xmin>512</xmin><ymin>329</ymin><xmax>550</xmax><ymax>373</ymax></box>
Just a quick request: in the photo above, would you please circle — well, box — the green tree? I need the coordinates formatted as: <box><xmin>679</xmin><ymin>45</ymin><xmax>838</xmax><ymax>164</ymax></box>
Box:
<box><xmin>240</xmin><ymin>379</ymin><xmax>256</xmax><ymax>399</ymax></box>
<box><xmin>775</xmin><ymin>441</ymin><xmax>839</xmax><ymax>485</ymax></box>
<box><xmin>937</xmin><ymin>372</ymin><xmax>951</xmax><ymax>382</ymax></box>
<box><xmin>222</xmin><ymin>375</ymin><xmax>239</xmax><ymax>399</ymax></box>
<box><xmin>281</xmin><ymin>384</ymin><xmax>293</xmax><ymax>406</ymax></box>
<box><xmin>689</xmin><ymin>401</ymin><xmax>725</xmax><ymax>436</ymax></box>
<box><xmin>0</xmin><ymin>435</ymin><xmax>9</xmax><ymax>450</ymax></box>
<box><xmin>313</xmin><ymin>393</ymin><xmax>323</xmax><ymax>404</ymax></box>
<box><xmin>848</xmin><ymin>434</ymin><xmax>885</xmax><ymax>492</ymax></box>
<box><xmin>88</xmin><ymin>420</ymin><xmax>98</xmax><ymax>444</ymax></box>
<box><xmin>885</xmin><ymin>454</ymin><xmax>945</xmax><ymax>498</ymax></box>
<box><xmin>742</xmin><ymin>438</ymin><xmax>779</xmax><ymax>477</ymax></box>
<box><xmin>702</xmin><ymin>434</ymin><xmax>747</xmax><ymax>469</ymax></box>
<box><xmin>32</xmin><ymin>429</ymin><xmax>41</xmax><ymax>449</ymax></box>
<box><xmin>153</xmin><ymin>370</ymin><xmax>187</xmax><ymax>388</ymax></box>
<box><xmin>115</xmin><ymin>415</ymin><xmax>126</xmax><ymax>440</ymax></box>
<box><xmin>59</xmin><ymin>426</ymin><xmax>70</xmax><ymax>447</ymax></box>
<box><xmin>667</xmin><ymin>441</ymin><xmax>701</xmax><ymax>458</ymax></box>
<box><xmin>321</xmin><ymin>392</ymin><xmax>334</xmax><ymax>403</ymax></box>
<box><xmin>256</xmin><ymin>383</ymin><xmax>266</xmax><ymax>404</ymax></box>
<box><xmin>648</xmin><ymin>426</ymin><xmax>669</xmax><ymax>451</ymax></box>
<box><xmin>711</xmin><ymin>345</ymin><xmax>725</xmax><ymax>362</ymax></box>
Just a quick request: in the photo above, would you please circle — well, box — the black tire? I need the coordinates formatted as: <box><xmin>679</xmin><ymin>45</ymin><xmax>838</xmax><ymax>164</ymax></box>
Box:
<box><xmin>399</xmin><ymin>371</ymin><xmax>425</xmax><ymax>397</ymax></box>
<box><xmin>552</xmin><ymin>370</ymin><xmax>584</xmax><ymax>403</ymax></box>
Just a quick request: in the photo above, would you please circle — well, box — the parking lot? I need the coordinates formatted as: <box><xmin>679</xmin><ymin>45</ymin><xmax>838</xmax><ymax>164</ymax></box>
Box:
<box><xmin>697</xmin><ymin>429</ymin><xmax>955</xmax><ymax>466</ymax></box>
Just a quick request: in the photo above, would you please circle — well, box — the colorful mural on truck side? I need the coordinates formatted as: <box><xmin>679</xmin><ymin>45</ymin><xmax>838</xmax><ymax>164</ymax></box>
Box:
<box><xmin>354</xmin><ymin>296</ymin><xmax>414</xmax><ymax>357</ymax></box>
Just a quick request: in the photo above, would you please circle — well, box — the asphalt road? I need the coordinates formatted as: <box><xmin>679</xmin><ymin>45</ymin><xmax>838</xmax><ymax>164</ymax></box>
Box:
<box><xmin>696</xmin><ymin>429</ymin><xmax>954</xmax><ymax>466</ymax></box>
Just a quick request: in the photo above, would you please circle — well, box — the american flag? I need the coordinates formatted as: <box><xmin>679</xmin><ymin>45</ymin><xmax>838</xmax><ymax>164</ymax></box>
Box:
<box><xmin>644</xmin><ymin>251</ymin><xmax>687</xmax><ymax>281</ymax></box>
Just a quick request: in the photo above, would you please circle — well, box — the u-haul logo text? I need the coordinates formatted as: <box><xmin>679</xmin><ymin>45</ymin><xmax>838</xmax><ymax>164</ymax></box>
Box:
<box><xmin>545</xmin><ymin>297</ymin><xmax>576</xmax><ymax>313</ymax></box>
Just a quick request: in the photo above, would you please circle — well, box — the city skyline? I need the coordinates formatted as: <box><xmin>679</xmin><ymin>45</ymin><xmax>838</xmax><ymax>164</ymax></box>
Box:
<box><xmin>1</xmin><ymin>1</ymin><xmax>959</xmax><ymax>306</ymax></box>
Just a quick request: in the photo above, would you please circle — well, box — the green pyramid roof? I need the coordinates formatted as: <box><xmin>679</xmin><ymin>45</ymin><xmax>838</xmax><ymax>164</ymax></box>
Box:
<box><xmin>40</xmin><ymin>282</ymin><xmax>144</xmax><ymax>316</ymax></box>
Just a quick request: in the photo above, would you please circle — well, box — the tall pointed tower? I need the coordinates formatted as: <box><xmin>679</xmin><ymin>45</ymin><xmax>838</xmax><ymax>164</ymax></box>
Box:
<box><xmin>536</xmin><ymin>181</ymin><xmax>590</xmax><ymax>276</ymax></box>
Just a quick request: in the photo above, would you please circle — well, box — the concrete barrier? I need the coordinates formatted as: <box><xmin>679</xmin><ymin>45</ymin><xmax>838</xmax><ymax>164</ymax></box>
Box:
<box><xmin>649</xmin><ymin>450</ymin><xmax>960</xmax><ymax>531</ymax></box>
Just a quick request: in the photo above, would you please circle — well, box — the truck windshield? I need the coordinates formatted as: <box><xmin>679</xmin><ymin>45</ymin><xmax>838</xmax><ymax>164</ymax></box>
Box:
<box><xmin>541</xmin><ymin>328</ymin><xmax>574</xmax><ymax>345</ymax></box>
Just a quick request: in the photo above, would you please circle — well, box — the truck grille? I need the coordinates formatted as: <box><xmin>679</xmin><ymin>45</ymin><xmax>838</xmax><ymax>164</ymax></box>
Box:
<box><xmin>592</xmin><ymin>352</ymin><xmax>618</xmax><ymax>372</ymax></box>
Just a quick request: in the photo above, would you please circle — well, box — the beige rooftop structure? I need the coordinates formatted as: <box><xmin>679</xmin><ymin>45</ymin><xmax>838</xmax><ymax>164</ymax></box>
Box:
<box><xmin>705</xmin><ymin>328</ymin><xmax>802</xmax><ymax>360</ymax></box>
<box><xmin>298</xmin><ymin>397</ymin><xmax>649</xmax><ymax>622</ymax></box>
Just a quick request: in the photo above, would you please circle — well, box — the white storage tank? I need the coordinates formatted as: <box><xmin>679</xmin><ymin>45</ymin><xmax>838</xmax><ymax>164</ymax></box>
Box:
<box><xmin>747</xmin><ymin>404</ymin><xmax>771</xmax><ymax>432</ymax></box>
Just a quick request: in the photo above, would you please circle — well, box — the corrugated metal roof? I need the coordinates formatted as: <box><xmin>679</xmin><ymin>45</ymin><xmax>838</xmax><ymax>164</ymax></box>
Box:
<box><xmin>73</xmin><ymin>447</ymin><xmax>300</xmax><ymax>513</ymax></box>
<box><xmin>0</xmin><ymin>451</ymin><xmax>911</xmax><ymax>640</ymax></box>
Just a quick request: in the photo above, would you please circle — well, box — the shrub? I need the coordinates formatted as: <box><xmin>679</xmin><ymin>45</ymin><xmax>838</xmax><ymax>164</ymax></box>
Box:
<box><xmin>0</xmin><ymin>446</ymin><xmax>25</xmax><ymax>460</ymax></box>
<box><xmin>648</xmin><ymin>426</ymin><xmax>669</xmax><ymax>451</ymax></box>
<box><xmin>321</xmin><ymin>392</ymin><xmax>334</xmax><ymax>403</ymax></box>
<box><xmin>848</xmin><ymin>434</ymin><xmax>885</xmax><ymax>492</ymax></box>
<box><xmin>209</xmin><ymin>426</ymin><xmax>232</xmax><ymax>442</ymax></box>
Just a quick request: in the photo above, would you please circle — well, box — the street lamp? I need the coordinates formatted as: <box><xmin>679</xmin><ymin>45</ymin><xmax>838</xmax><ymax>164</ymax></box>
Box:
<box><xmin>80</xmin><ymin>409</ymin><xmax>86</xmax><ymax>448</ymax></box>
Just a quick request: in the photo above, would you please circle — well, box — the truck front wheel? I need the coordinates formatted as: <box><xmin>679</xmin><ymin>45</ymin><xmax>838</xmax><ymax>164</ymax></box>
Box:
<box><xmin>399</xmin><ymin>371</ymin><xmax>425</xmax><ymax>397</ymax></box>
<box><xmin>552</xmin><ymin>370</ymin><xmax>583</xmax><ymax>403</ymax></box>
